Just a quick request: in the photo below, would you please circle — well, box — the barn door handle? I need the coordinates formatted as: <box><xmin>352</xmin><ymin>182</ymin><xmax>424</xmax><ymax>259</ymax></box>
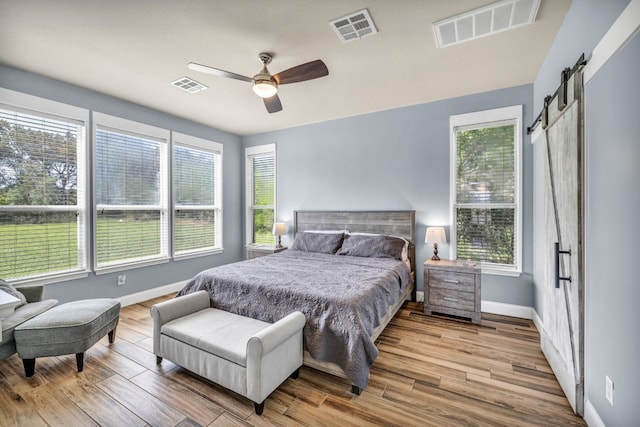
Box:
<box><xmin>555</xmin><ymin>242</ymin><xmax>572</xmax><ymax>288</ymax></box>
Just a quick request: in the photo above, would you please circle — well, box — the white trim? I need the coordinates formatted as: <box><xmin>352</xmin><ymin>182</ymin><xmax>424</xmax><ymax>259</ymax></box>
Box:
<box><xmin>245</xmin><ymin>143</ymin><xmax>277</xmax><ymax>246</ymax></box>
<box><xmin>172</xmin><ymin>132</ymin><xmax>224</xmax><ymax>255</ymax></box>
<box><xmin>481</xmin><ymin>300</ymin><xmax>534</xmax><ymax>319</ymax></box>
<box><xmin>416</xmin><ymin>291</ymin><xmax>424</xmax><ymax>302</ymax></box>
<box><xmin>583</xmin><ymin>0</ymin><xmax>640</xmax><ymax>84</ymax></box>
<box><xmin>0</xmin><ymin>89</ymin><xmax>90</xmax><ymax>283</ymax></box>
<box><xmin>449</xmin><ymin>105</ymin><xmax>523</xmax><ymax>273</ymax></box>
<box><xmin>92</xmin><ymin>112</ymin><xmax>170</xmax><ymax>271</ymax></box>
<box><xmin>116</xmin><ymin>280</ymin><xmax>188</xmax><ymax>307</ymax></box>
<box><xmin>584</xmin><ymin>399</ymin><xmax>607</xmax><ymax>427</ymax></box>
<box><xmin>172</xmin><ymin>132</ymin><xmax>223</xmax><ymax>153</ymax></box>
<box><xmin>92</xmin><ymin>111</ymin><xmax>169</xmax><ymax>141</ymax></box>
<box><xmin>0</xmin><ymin>87</ymin><xmax>88</xmax><ymax>121</ymax></box>
<box><xmin>532</xmin><ymin>308</ymin><xmax>544</xmax><ymax>335</ymax></box>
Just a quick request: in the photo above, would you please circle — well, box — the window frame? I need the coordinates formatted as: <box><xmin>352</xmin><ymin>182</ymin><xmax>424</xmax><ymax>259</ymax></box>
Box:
<box><xmin>245</xmin><ymin>144</ymin><xmax>276</xmax><ymax>246</ymax></box>
<box><xmin>172</xmin><ymin>132</ymin><xmax>223</xmax><ymax>259</ymax></box>
<box><xmin>0</xmin><ymin>88</ymin><xmax>90</xmax><ymax>284</ymax></box>
<box><xmin>92</xmin><ymin>112</ymin><xmax>170</xmax><ymax>274</ymax></box>
<box><xmin>449</xmin><ymin>105</ymin><xmax>523</xmax><ymax>276</ymax></box>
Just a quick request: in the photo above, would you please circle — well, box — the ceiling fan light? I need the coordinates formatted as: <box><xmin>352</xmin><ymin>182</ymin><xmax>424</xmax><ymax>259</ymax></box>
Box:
<box><xmin>252</xmin><ymin>79</ymin><xmax>278</xmax><ymax>98</ymax></box>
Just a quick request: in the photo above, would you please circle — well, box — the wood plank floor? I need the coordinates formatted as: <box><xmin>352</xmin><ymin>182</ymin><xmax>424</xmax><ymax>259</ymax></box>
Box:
<box><xmin>0</xmin><ymin>295</ymin><xmax>586</xmax><ymax>426</ymax></box>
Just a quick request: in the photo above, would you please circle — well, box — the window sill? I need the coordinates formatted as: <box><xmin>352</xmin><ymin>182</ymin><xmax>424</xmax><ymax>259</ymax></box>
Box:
<box><xmin>481</xmin><ymin>267</ymin><xmax>522</xmax><ymax>277</ymax></box>
<box><xmin>173</xmin><ymin>248</ymin><xmax>223</xmax><ymax>261</ymax></box>
<box><xmin>9</xmin><ymin>270</ymin><xmax>90</xmax><ymax>286</ymax></box>
<box><xmin>95</xmin><ymin>257</ymin><xmax>171</xmax><ymax>275</ymax></box>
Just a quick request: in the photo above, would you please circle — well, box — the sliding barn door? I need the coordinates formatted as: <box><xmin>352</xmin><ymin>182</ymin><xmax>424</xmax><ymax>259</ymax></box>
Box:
<box><xmin>538</xmin><ymin>70</ymin><xmax>584</xmax><ymax>415</ymax></box>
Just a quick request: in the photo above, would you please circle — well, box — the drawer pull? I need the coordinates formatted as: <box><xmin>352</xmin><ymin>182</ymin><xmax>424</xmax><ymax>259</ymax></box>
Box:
<box><xmin>443</xmin><ymin>297</ymin><xmax>459</xmax><ymax>302</ymax></box>
<box><xmin>443</xmin><ymin>279</ymin><xmax>460</xmax><ymax>284</ymax></box>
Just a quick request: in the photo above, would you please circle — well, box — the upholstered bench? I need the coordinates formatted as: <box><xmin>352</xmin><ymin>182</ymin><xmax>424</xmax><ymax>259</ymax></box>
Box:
<box><xmin>151</xmin><ymin>290</ymin><xmax>305</xmax><ymax>415</ymax></box>
<box><xmin>14</xmin><ymin>298</ymin><xmax>120</xmax><ymax>376</ymax></box>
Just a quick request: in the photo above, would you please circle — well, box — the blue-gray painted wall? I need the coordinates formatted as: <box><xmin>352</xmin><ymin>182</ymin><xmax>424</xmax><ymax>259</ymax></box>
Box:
<box><xmin>0</xmin><ymin>65</ymin><xmax>245</xmax><ymax>302</ymax></box>
<box><xmin>531</xmin><ymin>0</ymin><xmax>638</xmax><ymax>423</ymax></box>
<box><xmin>243</xmin><ymin>85</ymin><xmax>535</xmax><ymax>306</ymax></box>
<box><xmin>584</xmin><ymin>29</ymin><xmax>639</xmax><ymax>427</ymax></box>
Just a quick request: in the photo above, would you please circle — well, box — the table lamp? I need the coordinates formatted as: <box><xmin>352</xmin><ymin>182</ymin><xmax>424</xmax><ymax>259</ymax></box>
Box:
<box><xmin>425</xmin><ymin>226</ymin><xmax>446</xmax><ymax>261</ymax></box>
<box><xmin>272</xmin><ymin>223</ymin><xmax>287</xmax><ymax>248</ymax></box>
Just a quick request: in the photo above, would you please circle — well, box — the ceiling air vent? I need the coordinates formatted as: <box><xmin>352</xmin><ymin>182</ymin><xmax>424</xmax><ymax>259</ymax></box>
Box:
<box><xmin>433</xmin><ymin>0</ymin><xmax>540</xmax><ymax>48</ymax></box>
<box><xmin>171</xmin><ymin>76</ymin><xmax>208</xmax><ymax>93</ymax></box>
<box><xmin>330</xmin><ymin>9</ymin><xmax>378</xmax><ymax>43</ymax></box>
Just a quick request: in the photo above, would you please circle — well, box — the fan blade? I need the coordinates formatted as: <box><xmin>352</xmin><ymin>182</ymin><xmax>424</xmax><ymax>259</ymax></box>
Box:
<box><xmin>263</xmin><ymin>94</ymin><xmax>283</xmax><ymax>113</ymax></box>
<box><xmin>273</xmin><ymin>60</ymin><xmax>328</xmax><ymax>85</ymax></box>
<box><xmin>187</xmin><ymin>62</ymin><xmax>253</xmax><ymax>83</ymax></box>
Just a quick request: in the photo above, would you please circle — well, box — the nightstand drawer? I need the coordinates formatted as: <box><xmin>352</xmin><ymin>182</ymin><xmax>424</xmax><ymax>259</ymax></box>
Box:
<box><xmin>428</xmin><ymin>270</ymin><xmax>475</xmax><ymax>293</ymax></box>
<box><xmin>428</xmin><ymin>288</ymin><xmax>475</xmax><ymax>311</ymax></box>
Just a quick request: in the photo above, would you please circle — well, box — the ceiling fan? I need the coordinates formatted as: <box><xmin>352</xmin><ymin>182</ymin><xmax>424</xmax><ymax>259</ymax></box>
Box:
<box><xmin>187</xmin><ymin>53</ymin><xmax>329</xmax><ymax>113</ymax></box>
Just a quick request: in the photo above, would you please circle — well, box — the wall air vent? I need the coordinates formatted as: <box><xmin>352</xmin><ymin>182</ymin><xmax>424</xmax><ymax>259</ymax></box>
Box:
<box><xmin>171</xmin><ymin>76</ymin><xmax>208</xmax><ymax>93</ymax></box>
<box><xmin>433</xmin><ymin>0</ymin><xmax>540</xmax><ymax>48</ymax></box>
<box><xmin>330</xmin><ymin>9</ymin><xmax>378</xmax><ymax>43</ymax></box>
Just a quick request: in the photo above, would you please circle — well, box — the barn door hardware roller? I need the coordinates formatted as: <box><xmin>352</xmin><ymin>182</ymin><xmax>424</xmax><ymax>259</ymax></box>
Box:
<box><xmin>555</xmin><ymin>242</ymin><xmax>572</xmax><ymax>288</ymax></box>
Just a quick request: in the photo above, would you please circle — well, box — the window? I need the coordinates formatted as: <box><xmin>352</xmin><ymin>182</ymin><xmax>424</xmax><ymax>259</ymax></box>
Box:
<box><xmin>0</xmin><ymin>89</ymin><xmax>88</xmax><ymax>282</ymax></box>
<box><xmin>93</xmin><ymin>113</ymin><xmax>169</xmax><ymax>271</ymax></box>
<box><xmin>173</xmin><ymin>133</ymin><xmax>223</xmax><ymax>256</ymax></box>
<box><xmin>245</xmin><ymin>144</ymin><xmax>275</xmax><ymax>245</ymax></box>
<box><xmin>450</xmin><ymin>105</ymin><xmax>522</xmax><ymax>274</ymax></box>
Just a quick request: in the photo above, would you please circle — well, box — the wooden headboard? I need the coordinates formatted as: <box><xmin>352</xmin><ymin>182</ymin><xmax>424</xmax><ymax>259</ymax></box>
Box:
<box><xmin>293</xmin><ymin>210</ymin><xmax>416</xmax><ymax>274</ymax></box>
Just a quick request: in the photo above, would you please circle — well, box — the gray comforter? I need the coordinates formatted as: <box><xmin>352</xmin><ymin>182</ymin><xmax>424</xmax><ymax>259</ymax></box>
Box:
<box><xmin>177</xmin><ymin>249</ymin><xmax>412</xmax><ymax>389</ymax></box>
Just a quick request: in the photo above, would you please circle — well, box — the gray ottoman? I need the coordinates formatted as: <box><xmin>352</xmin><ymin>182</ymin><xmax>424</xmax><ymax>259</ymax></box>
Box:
<box><xmin>14</xmin><ymin>298</ymin><xmax>120</xmax><ymax>376</ymax></box>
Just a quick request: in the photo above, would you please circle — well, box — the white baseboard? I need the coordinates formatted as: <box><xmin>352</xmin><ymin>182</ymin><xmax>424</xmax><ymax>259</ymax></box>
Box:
<box><xmin>116</xmin><ymin>281</ymin><xmax>188</xmax><ymax>307</ymax></box>
<box><xmin>416</xmin><ymin>291</ymin><xmax>424</xmax><ymax>302</ymax></box>
<box><xmin>584</xmin><ymin>399</ymin><xmax>606</xmax><ymax>427</ymax></box>
<box><xmin>481</xmin><ymin>300</ymin><xmax>535</xmax><ymax>319</ymax></box>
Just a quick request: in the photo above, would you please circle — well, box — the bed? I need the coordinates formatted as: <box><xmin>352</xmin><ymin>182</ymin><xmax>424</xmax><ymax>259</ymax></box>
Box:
<box><xmin>177</xmin><ymin>210</ymin><xmax>416</xmax><ymax>393</ymax></box>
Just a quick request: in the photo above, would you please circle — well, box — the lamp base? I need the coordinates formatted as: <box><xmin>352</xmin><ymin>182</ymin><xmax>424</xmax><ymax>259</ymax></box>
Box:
<box><xmin>431</xmin><ymin>243</ymin><xmax>440</xmax><ymax>261</ymax></box>
<box><xmin>276</xmin><ymin>235</ymin><xmax>283</xmax><ymax>249</ymax></box>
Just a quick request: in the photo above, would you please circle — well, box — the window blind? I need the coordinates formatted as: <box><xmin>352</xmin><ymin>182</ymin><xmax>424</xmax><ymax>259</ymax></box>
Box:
<box><xmin>95</xmin><ymin>126</ymin><xmax>167</xmax><ymax>267</ymax></box>
<box><xmin>0</xmin><ymin>107</ymin><xmax>86</xmax><ymax>280</ymax></box>
<box><xmin>248</xmin><ymin>150</ymin><xmax>275</xmax><ymax>245</ymax></box>
<box><xmin>453</xmin><ymin>120</ymin><xmax>519</xmax><ymax>268</ymax></box>
<box><xmin>174</xmin><ymin>143</ymin><xmax>221</xmax><ymax>254</ymax></box>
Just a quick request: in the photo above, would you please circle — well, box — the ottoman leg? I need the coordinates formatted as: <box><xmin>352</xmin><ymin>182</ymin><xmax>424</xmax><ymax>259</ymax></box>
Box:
<box><xmin>76</xmin><ymin>353</ymin><xmax>84</xmax><ymax>372</ymax></box>
<box><xmin>108</xmin><ymin>327</ymin><xmax>116</xmax><ymax>344</ymax></box>
<box><xmin>22</xmin><ymin>358</ymin><xmax>36</xmax><ymax>377</ymax></box>
<box><xmin>254</xmin><ymin>401</ymin><xmax>265</xmax><ymax>415</ymax></box>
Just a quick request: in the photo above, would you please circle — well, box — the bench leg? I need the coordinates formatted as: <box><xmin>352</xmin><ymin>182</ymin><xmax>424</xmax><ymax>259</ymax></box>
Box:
<box><xmin>22</xmin><ymin>358</ymin><xmax>36</xmax><ymax>377</ymax></box>
<box><xmin>76</xmin><ymin>353</ymin><xmax>84</xmax><ymax>372</ymax></box>
<box><xmin>108</xmin><ymin>327</ymin><xmax>116</xmax><ymax>344</ymax></box>
<box><xmin>351</xmin><ymin>385</ymin><xmax>362</xmax><ymax>395</ymax></box>
<box><xmin>290</xmin><ymin>368</ymin><xmax>300</xmax><ymax>379</ymax></box>
<box><xmin>156</xmin><ymin>356</ymin><xmax>163</xmax><ymax>364</ymax></box>
<box><xmin>254</xmin><ymin>401</ymin><xmax>265</xmax><ymax>415</ymax></box>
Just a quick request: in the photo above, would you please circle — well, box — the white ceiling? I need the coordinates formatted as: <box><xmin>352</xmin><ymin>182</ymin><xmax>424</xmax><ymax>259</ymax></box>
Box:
<box><xmin>0</xmin><ymin>0</ymin><xmax>571</xmax><ymax>136</ymax></box>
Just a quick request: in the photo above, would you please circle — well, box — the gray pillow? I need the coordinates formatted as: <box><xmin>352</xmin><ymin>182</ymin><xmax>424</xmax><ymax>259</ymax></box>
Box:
<box><xmin>290</xmin><ymin>232</ymin><xmax>344</xmax><ymax>254</ymax></box>
<box><xmin>337</xmin><ymin>234</ymin><xmax>407</xmax><ymax>260</ymax></box>
<box><xmin>0</xmin><ymin>278</ymin><xmax>27</xmax><ymax>308</ymax></box>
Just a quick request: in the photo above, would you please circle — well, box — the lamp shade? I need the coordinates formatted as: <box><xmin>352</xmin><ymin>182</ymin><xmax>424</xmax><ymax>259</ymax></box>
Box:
<box><xmin>425</xmin><ymin>227</ymin><xmax>446</xmax><ymax>244</ymax></box>
<box><xmin>272</xmin><ymin>223</ymin><xmax>287</xmax><ymax>236</ymax></box>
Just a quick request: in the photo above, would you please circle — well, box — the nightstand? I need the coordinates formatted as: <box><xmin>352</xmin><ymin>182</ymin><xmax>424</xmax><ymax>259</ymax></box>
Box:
<box><xmin>246</xmin><ymin>245</ymin><xmax>287</xmax><ymax>260</ymax></box>
<box><xmin>423</xmin><ymin>259</ymin><xmax>481</xmax><ymax>324</ymax></box>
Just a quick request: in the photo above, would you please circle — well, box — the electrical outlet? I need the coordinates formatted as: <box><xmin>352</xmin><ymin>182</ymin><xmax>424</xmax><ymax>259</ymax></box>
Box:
<box><xmin>605</xmin><ymin>375</ymin><xmax>614</xmax><ymax>406</ymax></box>
<box><xmin>117</xmin><ymin>274</ymin><xmax>126</xmax><ymax>286</ymax></box>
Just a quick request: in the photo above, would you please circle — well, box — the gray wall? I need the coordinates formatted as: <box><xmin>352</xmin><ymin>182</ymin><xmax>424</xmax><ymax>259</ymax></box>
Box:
<box><xmin>0</xmin><ymin>65</ymin><xmax>244</xmax><ymax>303</ymax></box>
<box><xmin>531</xmin><ymin>0</ymin><xmax>638</xmax><ymax>424</ymax></box>
<box><xmin>244</xmin><ymin>85</ymin><xmax>535</xmax><ymax>306</ymax></box>
<box><xmin>583</xmin><ymin>30</ymin><xmax>639</xmax><ymax>427</ymax></box>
